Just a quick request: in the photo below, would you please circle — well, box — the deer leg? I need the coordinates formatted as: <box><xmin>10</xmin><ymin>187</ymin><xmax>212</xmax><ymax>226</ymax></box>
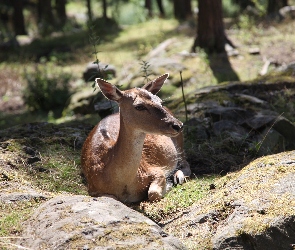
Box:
<box><xmin>174</xmin><ymin>160</ymin><xmax>191</xmax><ymax>185</ymax></box>
<box><xmin>148</xmin><ymin>174</ymin><xmax>166</xmax><ymax>202</ymax></box>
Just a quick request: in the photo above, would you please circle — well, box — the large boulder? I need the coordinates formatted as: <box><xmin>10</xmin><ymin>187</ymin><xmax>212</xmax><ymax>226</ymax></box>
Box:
<box><xmin>183</xmin><ymin>80</ymin><xmax>295</xmax><ymax>174</ymax></box>
<box><xmin>163</xmin><ymin>150</ymin><xmax>295</xmax><ymax>250</ymax></box>
<box><xmin>18</xmin><ymin>195</ymin><xmax>186</xmax><ymax>250</ymax></box>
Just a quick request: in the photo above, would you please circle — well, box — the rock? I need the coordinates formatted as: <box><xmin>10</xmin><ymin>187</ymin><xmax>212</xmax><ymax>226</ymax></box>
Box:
<box><xmin>242</xmin><ymin>111</ymin><xmax>278</xmax><ymax>130</ymax></box>
<box><xmin>205</xmin><ymin>106</ymin><xmax>253</xmax><ymax>123</ymax></box>
<box><xmin>146</xmin><ymin>38</ymin><xmax>177</xmax><ymax>59</ymax></box>
<box><xmin>148</xmin><ymin>57</ymin><xmax>186</xmax><ymax>75</ymax></box>
<box><xmin>94</xmin><ymin>100</ymin><xmax>119</xmax><ymax>118</ymax></box>
<box><xmin>18</xmin><ymin>195</ymin><xmax>186</xmax><ymax>250</ymax></box>
<box><xmin>163</xmin><ymin>151</ymin><xmax>295</xmax><ymax>250</ymax></box>
<box><xmin>248</xmin><ymin>47</ymin><xmax>260</xmax><ymax>55</ymax></box>
<box><xmin>279</xmin><ymin>5</ymin><xmax>295</xmax><ymax>19</ymax></box>
<box><xmin>0</xmin><ymin>192</ymin><xmax>48</xmax><ymax>203</ymax></box>
<box><xmin>185</xmin><ymin>118</ymin><xmax>210</xmax><ymax>141</ymax></box>
<box><xmin>235</xmin><ymin>93</ymin><xmax>266</xmax><ymax>105</ymax></box>
<box><xmin>67</xmin><ymin>87</ymin><xmax>102</xmax><ymax>115</ymax></box>
<box><xmin>213</xmin><ymin>120</ymin><xmax>248</xmax><ymax>139</ymax></box>
<box><xmin>272</xmin><ymin>116</ymin><xmax>295</xmax><ymax>142</ymax></box>
<box><xmin>277</xmin><ymin>61</ymin><xmax>295</xmax><ymax>73</ymax></box>
<box><xmin>83</xmin><ymin>62</ymin><xmax>116</xmax><ymax>82</ymax></box>
<box><xmin>256</xmin><ymin>128</ymin><xmax>285</xmax><ymax>155</ymax></box>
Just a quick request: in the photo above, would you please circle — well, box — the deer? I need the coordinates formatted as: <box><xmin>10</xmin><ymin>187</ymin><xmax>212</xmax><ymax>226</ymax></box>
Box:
<box><xmin>81</xmin><ymin>73</ymin><xmax>191</xmax><ymax>203</ymax></box>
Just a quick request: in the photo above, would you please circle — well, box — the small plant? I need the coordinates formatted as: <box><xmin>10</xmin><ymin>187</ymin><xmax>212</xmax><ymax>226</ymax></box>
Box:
<box><xmin>23</xmin><ymin>58</ymin><xmax>72</xmax><ymax>116</ymax></box>
<box><xmin>88</xmin><ymin>24</ymin><xmax>103</xmax><ymax>89</ymax></box>
<box><xmin>140</xmin><ymin>60</ymin><xmax>152</xmax><ymax>83</ymax></box>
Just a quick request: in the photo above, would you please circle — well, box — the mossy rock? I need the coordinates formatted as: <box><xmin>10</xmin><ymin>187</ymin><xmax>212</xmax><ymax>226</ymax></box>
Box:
<box><xmin>163</xmin><ymin>151</ymin><xmax>295</xmax><ymax>250</ymax></box>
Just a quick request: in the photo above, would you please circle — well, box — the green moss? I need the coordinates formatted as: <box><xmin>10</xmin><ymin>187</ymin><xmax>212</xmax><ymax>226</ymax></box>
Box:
<box><xmin>200</xmin><ymin>152</ymin><xmax>295</xmax><ymax>233</ymax></box>
<box><xmin>0</xmin><ymin>124</ymin><xmax>87</xmax><ymax>195</ymax></box>
<box><xmin>0</xmin><ymin>200</ymin><xmax>44</xmax><ymax>242</ymax></box>
<box><xmin>140</xmin><ymin>176</ymin><xmax>217</xmax><ymax>222</ymax></box>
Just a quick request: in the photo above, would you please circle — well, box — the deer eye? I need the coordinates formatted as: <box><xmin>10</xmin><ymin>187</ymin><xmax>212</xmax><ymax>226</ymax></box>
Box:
<box><xmin>135</xmin><ymin>104</ymin><xmax>147</xmax><ymax>111</ymax></box>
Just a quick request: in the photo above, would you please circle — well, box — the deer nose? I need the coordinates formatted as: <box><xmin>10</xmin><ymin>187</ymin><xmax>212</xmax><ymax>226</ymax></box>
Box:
<box><xmin>171</xmin><ymin>123</ymin><xmax>183</xmax><ymax>132</ymax></box>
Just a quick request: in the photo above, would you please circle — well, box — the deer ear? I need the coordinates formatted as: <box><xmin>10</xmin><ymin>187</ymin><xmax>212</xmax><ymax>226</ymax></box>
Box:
<box><xmin>96</xmin><ymin>78</ymin><xmax>123</xmax><ymax>101</ymax></box>
<box><xmin>142</xmin><ymin>73</ymin><xmax>169</xmax><ymax>95</ymax></box>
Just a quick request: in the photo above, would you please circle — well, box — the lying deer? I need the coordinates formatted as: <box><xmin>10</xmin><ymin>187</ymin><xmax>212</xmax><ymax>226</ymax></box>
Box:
<box><xmin>81</xmin><ymin>73</ymin><xmax>191</xmax><ymax>202</ymax></box>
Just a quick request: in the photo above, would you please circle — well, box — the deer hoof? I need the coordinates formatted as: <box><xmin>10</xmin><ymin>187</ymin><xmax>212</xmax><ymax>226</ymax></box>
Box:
<box><xmin>174</xmin><ymin>170</ymin><xmax>185</xmax><ymax>185</ymax></box>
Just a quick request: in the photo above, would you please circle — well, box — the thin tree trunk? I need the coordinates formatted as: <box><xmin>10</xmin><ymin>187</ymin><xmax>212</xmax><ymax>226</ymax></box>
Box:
<box><xmin>145</xmin><ymin>0</ymin><xmax>153</xmax><ymax>17</ymax></box>
<box><xmin>156</xmin><ymin>0</ymin><xmax>165</xmax><ymax>17</ymax></box>
<box><xmin>56</xmin><ymin>0</ymin><xmax>67</xmax><ymax>27</ymax></box>
<box><xmin>87</xmin><ymin>0</ymin><xmax>93</xmax><ymax>23</ymax></box>
<box><xmin>102</xmin><ymin>0</ymin><xmax>108</xmax><ymax>20</ymax></box>
<box><xmin>38</xmin><ymin>0</ymin><xmax>55</xmax><ymax>25</ymax></box>
<box><xmin>12</xmin><ymin>0</ymin><xmax>26</xmax><ymax>35</ymax></box>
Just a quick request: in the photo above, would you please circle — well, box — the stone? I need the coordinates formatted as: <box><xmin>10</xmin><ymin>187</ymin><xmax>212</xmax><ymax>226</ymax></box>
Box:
<box><xmin>163</xmin><ymin>151</ymin><xmax>295</xmax><ymax>250</ymax></box>
<box><xmin>67</xmin><ymin>87</ymin><xmax>103</xmax><ymax>115</ymax></box>
<box><xmin>205</xmin><ymin>106</ymin><xmax>252</xmax><ymax>123</ymax></box>
<box><xmin>213</xmin><ymin>120</ymin><xmax>248</xmax><ymax>138</ymax></box>
<box><xmin>0</xmin><ymin>192</ymin><xmax>48</xmax><ymax>203</ymax></box>
<box><xmin>256</xmin><ymin>128</ymin><xmax>285</xmax><ymax>156</ymax></box>
<box><xmin>83</xmin><ymin>62</ymin><xmax>116</xmax><ymax>82</ymax></box>
<box><xmin>235</xmin><ymin>93</ymin><xmax>266</xmax><ymax>105</ymax></box>
<box><xmin>18</xmin><ymin>195</ymin><xmax>186</xmax><ymax>250</ymax></box>
<box><xmin>242</xmin><ymin>112</ymin><xmax>277</xmax><ymax>130</ymax></box>
<box><xmin>94</xmin><ymin>100</ymin><xmax>119</xmax><ymax>118</ymax></box>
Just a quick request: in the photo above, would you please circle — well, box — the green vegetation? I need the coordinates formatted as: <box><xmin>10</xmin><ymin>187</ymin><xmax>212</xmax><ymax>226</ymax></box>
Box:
<box><xmin>0</xmin><ymin>200</ymin><xmax>42</xmax><ymax>236</ymax></box>
<box><xmin>23</xmin><ymin>58</ymin><xmax>73</xmax><ymax>117</ymax></box>
<box><xmin>139</xmin><ymin>176</ymin><xmax>217</xmax><ymax>222</ymax></box>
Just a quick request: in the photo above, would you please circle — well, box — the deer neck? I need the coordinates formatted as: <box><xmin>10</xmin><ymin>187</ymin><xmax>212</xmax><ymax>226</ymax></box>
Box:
<box><xmin>112</xmin><ymin>113</ymin><xmax>146</xmax><ymax>175</ymax></box>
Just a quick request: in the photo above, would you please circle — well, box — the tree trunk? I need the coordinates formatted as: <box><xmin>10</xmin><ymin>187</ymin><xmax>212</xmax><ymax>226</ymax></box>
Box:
<box><xmin>86</xmin><ymin>0</ymin><xmax>93</xmax><ymax>23</ymax></box>
<box><xmin>55</xmin><ymin>0</ymin><xmax>67</xmax><ymax>27</ymax></box>
<box><xmin>173</xmin><ymin>0</ymin><xmax>192</xmax><ymax>20</ymax></box>
<box><xmin>232</xmin><ymin>0</ymin><xmax>255</xmax><ymax>10</ymax></box>
<box><xmin>12</xmin><ymin>0</ymin><xmax>26</xmax><ymax>35</ymax></box>
<box><xmin>267</xmin><ymin>0</ymin><xmax>288</xmax><ymax>14</ymax></box>
<box><xmin>192</xmin><ymin>0</ymin><xmax>231</xmax><ymax>53</ymax></box>
<box><xmin>145</xmin><ymin>0</ymin><xmax>153</xmax><ymax>17</ymax></box>
<box><xmin>156</xmin><ymin>0</ymin><xmax>165</xmax><ymax>17</ymax></box>
<box><xmin>38</xmin><ymin>0</ymin><xmax>55</xmax><ymax>25</ymax></box>
<box><xmin>102</xmin><ymin>0</ymin><xmax>108</xmax><ymax>20</ymax></box>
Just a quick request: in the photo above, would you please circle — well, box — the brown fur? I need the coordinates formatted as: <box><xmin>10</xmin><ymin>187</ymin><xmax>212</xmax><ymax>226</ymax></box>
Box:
<box><xmin>81</xmin><ymin>74</ymin><xmax>191</xmax><ymax>203</ymax></box>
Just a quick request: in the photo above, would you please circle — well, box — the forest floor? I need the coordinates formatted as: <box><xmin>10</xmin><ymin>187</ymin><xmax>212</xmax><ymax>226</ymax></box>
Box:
<box><xmin>1</xmin><ymin>14</ymin><xmax>295</xmax><ymax>249</ymax></box>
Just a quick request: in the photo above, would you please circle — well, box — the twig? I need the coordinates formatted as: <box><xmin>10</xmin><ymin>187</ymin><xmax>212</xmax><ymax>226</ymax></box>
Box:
<box><xmin>180</xmin><ymin>71</ymin><xmax>188</xmax><ymax>123</ymax></box>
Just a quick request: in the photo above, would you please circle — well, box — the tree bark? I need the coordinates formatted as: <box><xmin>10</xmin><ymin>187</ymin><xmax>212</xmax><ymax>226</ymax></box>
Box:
<box><xmin>145</xmin><ymin>0</ymin><xmax>153</xmax><ymax>17</ymax></box>
<box><xmin>192</xmin><ymin>0</ymin><xmax>231</xmax><ymax>53</ymax></box>
<box><xmin>38</xmin><ymin>0</ymin><xmax>55</xmax><ymax>25</ymax></box>
<box><xmin>102</xmin><ymin>0</ymin><xmax>108</xmax><ymax>20</ymax></box>
<box><xmin>55</xmin><ymin>0</ymin><xmax>67</xmax><ymax>27</ymax></box>
<box><xmin>156</xmin><ymin>0</ymin><xmax>165</xmax><ymax>17</ymax></box>
<box><xmin>173</xmin><ymin>0</ymin><xmax>192</xmax><ymax>20</ymax></box>
<box><xmin>267</xmin><ymin>0</ymin><xmax>288</xmax><ymax>14</ymax></box>
<box><xmin>232</xmin><ymin>0</ymin><xmax>255</xmax><ymax>10</ymax></box>
<box><xmin>86</xmin><ymin>0</ymin><xmax>93</xmax><ymax>23</ymax></box>
<box><xmin>12</xmin><ymin>0</ymin><xmax>27</xmax><ymax>35</ymax></box>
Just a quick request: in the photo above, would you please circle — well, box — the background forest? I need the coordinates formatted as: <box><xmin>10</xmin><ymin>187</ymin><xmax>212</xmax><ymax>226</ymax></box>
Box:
<box><xmin>1</xmin><ymin>0</ymin><xmax>295</xmax><ymax>128</ymax></box>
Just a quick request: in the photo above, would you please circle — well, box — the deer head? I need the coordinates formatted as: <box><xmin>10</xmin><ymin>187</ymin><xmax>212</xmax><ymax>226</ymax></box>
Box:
<box><xmin>95</xmin><ymin>73</ymin><xmax>183</xmax><ymax>137</ymax></box>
